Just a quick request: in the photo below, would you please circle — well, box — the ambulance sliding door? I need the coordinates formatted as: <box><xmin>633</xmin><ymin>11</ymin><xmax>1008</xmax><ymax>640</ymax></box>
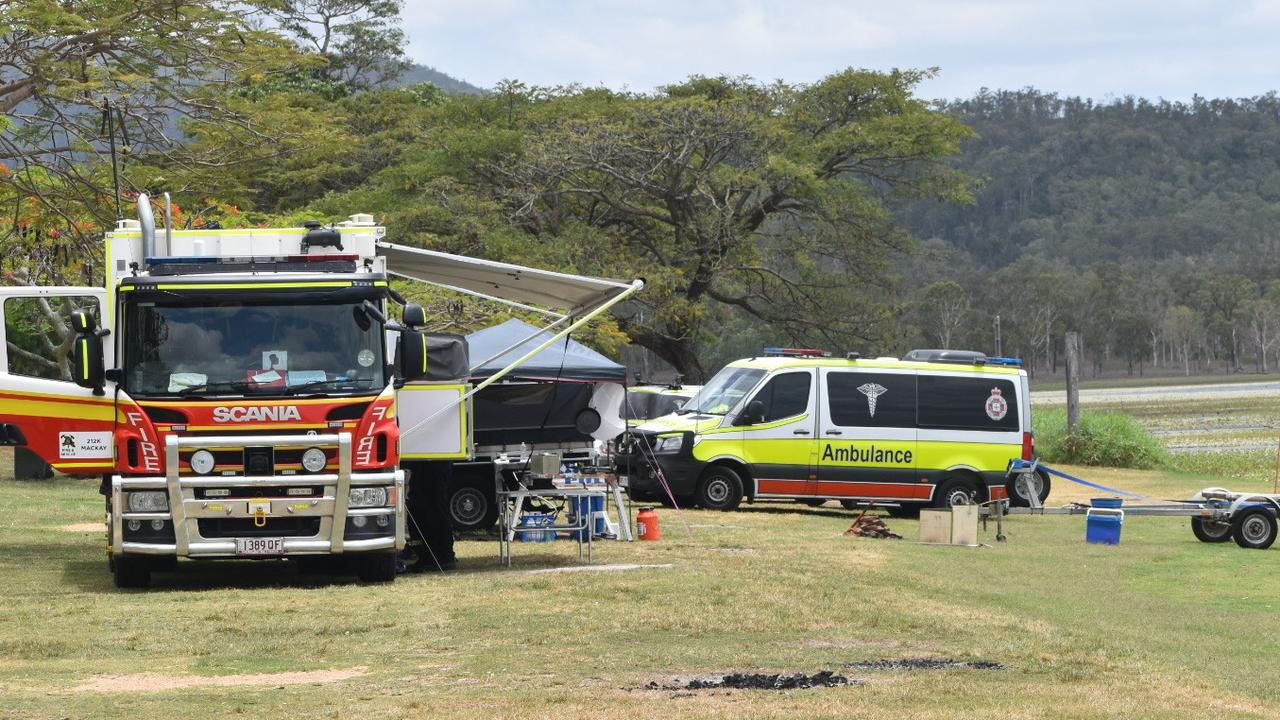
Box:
<box><xmin>737</xmin><ymin>369</ymin><xmax>818</xmax><ymax>498</ymax></box>
<box><xmin>816</xmin><ymin>369</ymin><xmax>922</xmax><ymax>502</ymax></box>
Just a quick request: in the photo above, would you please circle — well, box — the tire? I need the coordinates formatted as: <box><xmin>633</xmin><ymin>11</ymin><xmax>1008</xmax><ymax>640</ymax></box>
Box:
<box><xmin>840</xmin><ymin>500</ymin><xmax>860</xmax><ymax>511</ymax></box>
<box><xmin>1007</xmin><ymin>469</ymin><xmax>1051</xmax><ymax>507</ymax></box>
<box><xmin>799</xmin><ymin>499</ymin><xmax>827</xmax><ymax>507</ymax></box>
<box><xmin>1231</xmin><ymin>507</ymin><xmax>1278</xmax><ymax>549</ymax></box>
<box><xmin>448</xmin><ymin>480</ymin><xmax>497</xmax><ymax>532</ymax></box>
<box><xmin>355</xmin><ymin>551</ymin><xmax>398</xmax><ymax>582</ymax></box>
<box><xmin>111</xmin><ymin>553</ymin><xmax>151</xmax><ymax>589</ymax></box>
<box><xmin>1191</xmin><ymin>516</ymin><xmax>1233</xmax><ymax>543</ymax></box>
<box><xmin>296</xmin><ymin>555</ymin><xmax>342</xmax><ymax>575</ymax></box>
<box><xmin>933</xmin><ymin>476</ymin><xmax>981</xmax><ymax>509</ymax></box>
<box><xmin>696</xmin><ymin>466</ymin><xmax>744</xmax><ymax>511</ymax></box>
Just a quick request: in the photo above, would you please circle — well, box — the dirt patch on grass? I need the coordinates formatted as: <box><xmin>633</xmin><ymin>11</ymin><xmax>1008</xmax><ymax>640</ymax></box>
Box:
<box><xmin>59</xmin><ymin>523</ymin><xmax>101</xmax><ymax>532</ymax></box>
<box><xmin>525</xmin><ymin>563</ymin><xmax>673</xmax><ymax>575</ymax></box>
<box><xmin>849</xmin><ymin>658</ymin><xmax>1005</xmax><ymax>671</ymax></box>
<box><xmin>646</xmin><ymin>671</ymin><xmax>855</xmax><ymax>691</ymax></box>
<box><xmin>73</xmin><ymin>667</ymin><xmax>366</xmax><ymax>693</ymax></box>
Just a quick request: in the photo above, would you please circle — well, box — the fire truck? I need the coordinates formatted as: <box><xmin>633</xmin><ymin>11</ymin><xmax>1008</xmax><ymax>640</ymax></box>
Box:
<box><xmin>0</xmin><ymin>196</ymin><xmax>640</xmax><ymax>587</ymax></box>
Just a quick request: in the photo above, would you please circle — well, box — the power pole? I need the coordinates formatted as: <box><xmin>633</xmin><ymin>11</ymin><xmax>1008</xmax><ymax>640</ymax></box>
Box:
<box><xmin>1066</xmin><ymin>331</ymin><xmax>1081</xmax><ymax>434</ymax></box>
<box><xmin>994</xmin><ymin>315</ymin><xmax>1002</xmax><ymax>357</ymax></box>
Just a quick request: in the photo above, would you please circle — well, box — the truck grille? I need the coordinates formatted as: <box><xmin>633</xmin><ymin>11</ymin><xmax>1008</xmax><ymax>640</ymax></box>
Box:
<box><xmin>198</xmin><ymin>517</ymin><xmax>321</xmax><ymax>538</ymax></box>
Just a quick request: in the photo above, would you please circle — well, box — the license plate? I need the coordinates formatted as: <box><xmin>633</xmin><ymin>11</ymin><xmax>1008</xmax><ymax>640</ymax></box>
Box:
<box><xmin>235</xmin><ymin>537</ymin><xmax>284</xmax><ymax>556</ymax></box>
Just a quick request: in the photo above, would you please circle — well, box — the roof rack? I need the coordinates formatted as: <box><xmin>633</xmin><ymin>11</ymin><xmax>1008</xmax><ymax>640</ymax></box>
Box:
<box><xmin>901</xmin><ymin>349</ymin><xmax>1025</xmax><ymax>367</ymax></box>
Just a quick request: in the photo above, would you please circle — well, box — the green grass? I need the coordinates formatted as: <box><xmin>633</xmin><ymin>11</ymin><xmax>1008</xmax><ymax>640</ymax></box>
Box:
<box><xmin>3</xmin><ymin>468</ymin><xmax>1280</xmax><ymax>718</ymax></box>
<box><xmin>1034</xmin><ymin>408</ymin><xmax>1170</xmax><ymax>469</ymax></box>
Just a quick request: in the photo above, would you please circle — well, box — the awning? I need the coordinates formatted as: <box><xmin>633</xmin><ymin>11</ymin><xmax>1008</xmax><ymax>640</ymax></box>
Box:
<box><xmin>377</xmin><ymin>241</ymin><xmax>635</xmax><ymax>314</ymax></box>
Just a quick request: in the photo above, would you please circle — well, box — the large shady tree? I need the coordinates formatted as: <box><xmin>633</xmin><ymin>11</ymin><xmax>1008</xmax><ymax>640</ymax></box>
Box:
<box><xmin>471</xmin><ymin>71</ymin><xmax>974</xmax><ymax>380</ymax></box>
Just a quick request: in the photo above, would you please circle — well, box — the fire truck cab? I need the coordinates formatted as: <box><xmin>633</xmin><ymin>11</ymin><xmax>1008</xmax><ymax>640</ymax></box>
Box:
<box><xmin>0</xmin><ymin>197</ymin><xmax>640</xmax><ymax>587</ymax></box>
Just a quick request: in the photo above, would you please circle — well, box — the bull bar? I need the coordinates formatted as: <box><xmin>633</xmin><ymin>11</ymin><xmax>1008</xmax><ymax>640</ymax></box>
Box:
<box><xmin>110</xmin><ymin>432</ymin><xmax>405</xmax><ymax>557</ymax></box>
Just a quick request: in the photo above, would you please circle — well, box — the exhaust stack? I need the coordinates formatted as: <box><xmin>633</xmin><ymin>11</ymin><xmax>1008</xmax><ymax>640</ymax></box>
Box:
<box><xmin>137</xmin><ymin>193</ymin><xmax>155</xmax><ymax>259</ymax></box>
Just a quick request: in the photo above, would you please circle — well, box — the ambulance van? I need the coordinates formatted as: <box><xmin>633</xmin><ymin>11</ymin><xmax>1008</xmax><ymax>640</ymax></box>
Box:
<box><xmin>623</xmin><ymin>349</ymin><xmax>1047</xmax><ymax>512</ymax></box>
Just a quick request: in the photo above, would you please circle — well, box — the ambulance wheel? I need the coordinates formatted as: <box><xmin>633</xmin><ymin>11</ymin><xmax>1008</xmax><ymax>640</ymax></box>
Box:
<box><xmin>1007</xmin><ymin>469</ymin><xmax>1051</xmax><ymax>507</ymax></box>
<box><xmin>840</xmin><ymin>500</ymin><xmax>860</xmax><ymax>511</ymax></box>
<box><xmin>356</xmin><ymin>551</ymin><xmax>398</xmax><ymax>583</ymax></box>
<box><xmin>696</xmin><ymin>466</ymin><xmax>743</xmax><ymax>511</ymax></box>
<box><xmin>111</xmin><ymin>553</ymin><xmax>151</xmax><ymax>589</ymax></box>
<box><xmin>1190</xmin><ymin>516</ymin><xmax>1232</xmax><ymax>543</ymax></box>
<box><xmin>449</xmin><ymin>479</ymin><xmax>497</xmax><ymax>532</ymax></box>
<box><xmin>799</xmin><ymin>499</ymin><xmax>827</xmax><ymax>507</ymax></box>
<box><xmin>934</xmin><ymin>477</ymin><xmax>980</xmax><ymax>508</ymax></box>
<box><xmin>886</xmin><ymin>505</ymin><xmax>921</xmax><ymax>518</ymax></box>
<box><xmin>1231</xmin><ymin>507</ymin><xmax>1277</xmax><ymax>549</ymax></box>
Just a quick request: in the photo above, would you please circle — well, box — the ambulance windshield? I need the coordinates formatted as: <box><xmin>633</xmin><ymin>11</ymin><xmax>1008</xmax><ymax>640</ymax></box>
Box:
<box><xmin>123</xmin><ymin>299</ymin><xmax>386</xmax><ymax>397</ymax></box>
<box><xmin>681</xmin><ymin>367</ymin><xmax>764</xmax><ymax>415</ymax></box>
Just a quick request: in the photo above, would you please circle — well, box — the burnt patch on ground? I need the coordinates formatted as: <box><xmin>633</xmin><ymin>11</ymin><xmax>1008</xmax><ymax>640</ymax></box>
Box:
<box><xmin>645</xmin><ymin>670</ymin><xmax>856</xmax><ymax>691</ymax></box>
<box><xmin>849</xmin><ymin>658</ymin><xmax>1005</xmax><ymax>672</ymax></box>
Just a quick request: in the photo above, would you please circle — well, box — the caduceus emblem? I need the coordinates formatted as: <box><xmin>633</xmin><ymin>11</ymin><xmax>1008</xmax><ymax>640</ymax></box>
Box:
<box><xmin>857</xmin><ymin>383</ymin><xmax>888</xmax><ymax>417</ymax></box>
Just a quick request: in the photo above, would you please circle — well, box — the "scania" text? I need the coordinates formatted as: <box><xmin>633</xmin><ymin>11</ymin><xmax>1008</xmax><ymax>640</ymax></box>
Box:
<box><xmin>212</xmin><ymin>406</ymin><xmax>302</xmax><ymax>423</ymax></box>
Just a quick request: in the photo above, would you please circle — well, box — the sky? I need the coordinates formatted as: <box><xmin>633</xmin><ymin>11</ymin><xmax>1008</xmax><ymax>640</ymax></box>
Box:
<box><xmin>401</xmin><ymin>0</ymin><xmax>1280</xmax><ymax>101</ymax></box>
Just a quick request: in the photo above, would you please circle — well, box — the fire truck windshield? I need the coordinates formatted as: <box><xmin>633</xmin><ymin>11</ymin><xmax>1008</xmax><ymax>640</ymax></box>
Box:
<box><xmin>123</xmin><ymin>299</ymin><xmax>387</xmax><ymax>397</ymax></box>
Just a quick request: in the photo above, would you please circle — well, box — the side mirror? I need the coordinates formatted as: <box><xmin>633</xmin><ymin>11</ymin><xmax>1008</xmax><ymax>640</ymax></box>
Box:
<box><xmin>70</xmin><ymin>309</ymin><xmax>96</xmax><ymax>334</ymax></box>
<box><xmin>397</xmin><ymin>328</ymin><xmax>429</xmax><ymax>382</ymax></box>
<box><xmin>71</xmin><ymin>330</ymin><xmax>105</xmax><ymax>395</ymax></box>
<box><xmin>739</xmin><ymin>399</ymin><xmax>765</xmax><ymax>426</ymax></box>
<box><xmin>403</xmin><ymin>303</ymin><xmax>425</xmax><ymax>328</ymax></box>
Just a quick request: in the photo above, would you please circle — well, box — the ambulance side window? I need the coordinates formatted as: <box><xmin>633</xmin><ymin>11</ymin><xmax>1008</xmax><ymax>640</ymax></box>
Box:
<box><xmin>918</xmin><ymin>376</ymin><xmax>1019</xmax><ymax>431</ymax></box>
<box><xmin>751</xmin><ymin>372</ymin><xmax>811</xmax><ymax>423</ymax></box>
<box><xmin>826</xmin><ymin>372</ymin><xmax>916</xmax><ymax>428</ymax></box>
<box><xmin>3</xmin><ymin>296</ymin><xmax>101</xmax><ymax>382</ymax></box>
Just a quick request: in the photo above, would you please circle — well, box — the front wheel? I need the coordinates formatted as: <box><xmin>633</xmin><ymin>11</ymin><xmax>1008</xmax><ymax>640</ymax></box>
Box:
<box><xmin>1232</xmin><ymin>507</ymin><xmax>1278</xmax><ymax>549</ymax></box>
<box><xmin>1007</xmin><ymin>469</ymin><xmax>1051</xmax><ymax>507</ymax></box>
<box><xmin>1191</xmin><ymin>516</ymin><xmax>1232</xmax><ymax>543</ymax></box>
<box><xmin>696</xmin><ymin>466</ymin><xmax>744</xmax><ymax>511</ymax></box>
<box><xmin>355</xmin><ymin>551</ymin><xmax>398</xmax><ymax>582</ymax></box>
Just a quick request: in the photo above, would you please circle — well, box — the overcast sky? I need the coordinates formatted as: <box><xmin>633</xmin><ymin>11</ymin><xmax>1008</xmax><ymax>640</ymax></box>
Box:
<box><xmin>401</xmin><ymin>0</ymin><xmax>1280</xmax><ymax>101</ymax></box>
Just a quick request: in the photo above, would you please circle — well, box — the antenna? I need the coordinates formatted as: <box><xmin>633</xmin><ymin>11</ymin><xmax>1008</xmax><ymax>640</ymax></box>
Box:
<box><xmin>100</xmin><ymin>99</ymin><xmax>122</xmax><ymax>220</ymax></box>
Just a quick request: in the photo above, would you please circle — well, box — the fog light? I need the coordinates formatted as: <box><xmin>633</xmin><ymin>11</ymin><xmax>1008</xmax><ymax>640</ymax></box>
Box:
<box><xmin>375</xmin><ymin>514</ymin><xmax>389</xmax><ymax>527</ymax></box>
<box><xmin>348</xmin><ymin>487</ymin><xmax>387</xmax><ymax>508</ymax></box>
<box><xmin>150</xmin><ymin>519</ymin><xmax>165</xmax><ymax>531</ymax></box>
<box><xmin>351</xmin><ymin>515</ymin><xmax>368</xmax><ymax>528</ymax></box>
<box><xmin>127</xmin><ymin>520</ymin><xmax>142</xmax><ymax>531</ymax></box>
<box><xmin>127</xmin><ymin>491</ymin><xmax>168</xmax><ymax>512</ymax></box>
<box><xmin>190</xmin><ymin>449</ymin><xmax>216</xmax><ymax>475</ymax></box>
<box><xmin>301</xmin><ymin>447</ymin><xmax>327</xmax><ymax>473</ymax></box>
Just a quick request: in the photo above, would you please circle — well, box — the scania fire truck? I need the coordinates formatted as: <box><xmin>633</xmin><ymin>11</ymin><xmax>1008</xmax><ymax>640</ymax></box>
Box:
<box><xmin>0</xmin><ymin>196</ymin><xmax>640</xmax><ymax>587</ymax></box>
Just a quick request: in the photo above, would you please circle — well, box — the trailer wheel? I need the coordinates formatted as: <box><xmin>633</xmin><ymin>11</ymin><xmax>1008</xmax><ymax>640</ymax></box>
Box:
<box><xmin>696</xmin><ymin>465</ymin><xmax>743</xmax><ymax>511</ymax></box>
<box><xmin>449</xmin><ymin>479</ymin><xmax>497</xmax><ymax>532</ymax></box>
<box><xmin>1232</xmin><ymin>507</ymin><xmax>1278</xmax><ymax>549</ymax></box>
<box><xmin>355</xmin><ymin>551</ymin><xmax>398</xmax><ymax>583</ymax></box>
<box><xmin>1007</xmin><ymin>469</ymin><xmax>1051</xmax><ymax>507</ymax></box>
<box><xmin>1190</xmin><ymin>516</ymin><xmax>1232</xmax><ymax>543</ymax></box>
<box><xmin>111</xmin><ymin>553</ymin><xmax>151</xmax><ymax>589</ymax></box>
<box><xmin>934</xmin><ymin>476</ymin><xmax>980</xmax><ymax>509</ymax></box>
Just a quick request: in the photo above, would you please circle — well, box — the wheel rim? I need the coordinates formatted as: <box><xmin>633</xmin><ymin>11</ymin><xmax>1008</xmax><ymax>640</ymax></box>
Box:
<box><xmin>1202</xmin><ymin>520</ymin><xmax>1230</xmax><ymax>538</ymax></box>
<box><xmin>1242</xmin><ymin>515</ymin><xmax>1271</xmax><ymax>544</ymax></box>
<box><xmin>947</xmin><ymin>488</ymin><xmax>976</xmax><ymax>506</ymax></box>
<box><xmin>705</xmin><ymin>477</ymin><xmax>730</xmax><ymax>504</ymax></box>
<box><xmin>1014</xmin><ymin>472</ymin><xmax>1042</xmax><ymax>500</ymax></box>
<box><xmin>450</xmin><ymin>489</ymin><xmax>487</xmax><ymax>526</ymax></box>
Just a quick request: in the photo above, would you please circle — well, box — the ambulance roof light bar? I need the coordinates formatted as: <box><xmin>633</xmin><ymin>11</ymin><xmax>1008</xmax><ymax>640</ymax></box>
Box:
<box><xmin>762</xmin><ymin>347</ymin><xmax>829</xmax><ymax>357</ymax></box>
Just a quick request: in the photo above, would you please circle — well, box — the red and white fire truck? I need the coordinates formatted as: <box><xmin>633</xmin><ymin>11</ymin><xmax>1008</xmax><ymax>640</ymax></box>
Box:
<box><xmin>0</xmin><ymin>196</ymin><xmax>640</xmax><ymax>587</ymax></box>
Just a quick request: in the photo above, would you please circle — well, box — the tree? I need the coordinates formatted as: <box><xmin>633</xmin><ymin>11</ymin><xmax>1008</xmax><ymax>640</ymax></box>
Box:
<box><xmin>916</xmin><ymin>281</ymin><xmax>970</xmax><ymax>349</ymax></box>
<box><xmin>263</xmin><ymin>0</ymin><xmax>411</xmax><ymax>92</ymax></box>
<box><xmin>456</xmin><ymin>71</ymin><xmax>973</xmax><ymax>380</ymax></box>
<box><xmin>1164</xmin><ymin>305</ymin><xmax>1202</xmax><ymax>376</ymax></box>
<box><xmin>0</xmin><ymin>1</ymin><xmax>299</xmax><ymax>270</ymax></box>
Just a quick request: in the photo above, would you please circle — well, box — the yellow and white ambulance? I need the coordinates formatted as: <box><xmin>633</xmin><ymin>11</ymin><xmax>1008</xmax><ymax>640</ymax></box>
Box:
<box><xmin>623</xmin><ymin>349</ymin><xmax>1046</xmax><ymax>512</ymax></box>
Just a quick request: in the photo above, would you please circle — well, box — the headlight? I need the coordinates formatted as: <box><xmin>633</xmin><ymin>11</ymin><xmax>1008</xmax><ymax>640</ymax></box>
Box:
<box><xmin>127</xmin><ymin>491</ymin><xmax>169</xmax><ymax>513</ymax></box>
<box><xmin>301</xmin><ymin>447</ymin><xmax>327</xmax><ymax>473</ymax></box>
<box><xmin>653</xmin><ymin>435</ymin><xmax>683</xmax><ymax>454</ymax></box>
<box><xmin>189</xmin><ymin>449</ymin><xmax>216</xmax><ymax>475</ymax></box>
<box><xmin>348</xmin><ymin>487</ymin><xmax>388</xmax><ymax>508</ymax></box>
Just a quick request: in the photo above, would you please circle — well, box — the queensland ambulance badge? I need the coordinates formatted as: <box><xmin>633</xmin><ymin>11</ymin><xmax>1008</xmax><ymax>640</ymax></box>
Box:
<box><xmin>985</xmin><ymin>387</ymin><xmax>1008</xmax><ymax>421</ymax></box>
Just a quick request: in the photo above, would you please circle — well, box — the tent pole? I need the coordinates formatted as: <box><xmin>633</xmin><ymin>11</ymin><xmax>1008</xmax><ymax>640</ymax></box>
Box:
<box><xmin>399</xmin><ymin>279</ymin><xmax>644</xmax><ymax>439</ymax></box>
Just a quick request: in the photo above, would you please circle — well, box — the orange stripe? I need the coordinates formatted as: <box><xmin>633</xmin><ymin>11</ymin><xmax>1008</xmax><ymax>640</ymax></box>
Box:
<box><xmin>0</xmin><ymin>390</ymin><xmax>113</xmax><ymax>406</ymax></box>
<box><xmin>758</xmin><ymin>478</ymin><xmax>934</xmax><ymax>500</ymax></box>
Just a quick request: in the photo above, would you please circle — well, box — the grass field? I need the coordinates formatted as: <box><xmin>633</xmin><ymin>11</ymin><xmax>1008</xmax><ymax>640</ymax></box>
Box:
<box><xmin>3</xmin><ymin>460</ymin><xmax>1280</xmax><ymax>719</ymax></box>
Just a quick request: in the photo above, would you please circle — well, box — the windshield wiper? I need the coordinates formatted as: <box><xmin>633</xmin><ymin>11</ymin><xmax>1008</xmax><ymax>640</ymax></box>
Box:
<box><xmin>175</xmin><ymin>380</ymin><xmax>253</xmax><ymax>397</ymax></box>
<box><xmin>282</xmin><ymin>378</ymin><xmax>374</xmax><ymax>395</ymax></box>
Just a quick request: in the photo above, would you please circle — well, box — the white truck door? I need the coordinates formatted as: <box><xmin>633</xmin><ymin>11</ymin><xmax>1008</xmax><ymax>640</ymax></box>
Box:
<box><xmin>0</xmin><ymin>287</ymin><xmax>115</xmax><ymax>474</ymax></box>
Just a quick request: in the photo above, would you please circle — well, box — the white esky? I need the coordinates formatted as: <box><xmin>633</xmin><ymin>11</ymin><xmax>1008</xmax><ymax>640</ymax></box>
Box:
<box><xmin>401</xmin><ymin>0</ymin><xmax>1280</xmax><ymax>101</ymax></box>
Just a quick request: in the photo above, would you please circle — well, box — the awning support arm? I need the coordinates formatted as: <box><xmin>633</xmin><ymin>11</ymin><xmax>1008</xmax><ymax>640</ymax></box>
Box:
<box><xmin>398</xmin><ymin>279</ymin><xmax>644</xmax><ymax>440</ymax></box>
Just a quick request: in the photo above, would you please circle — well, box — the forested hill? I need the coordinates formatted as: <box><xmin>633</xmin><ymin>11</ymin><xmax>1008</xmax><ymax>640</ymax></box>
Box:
<box><xmin>904</xmin><ymin>89</ymin><xmax>1280</xmax><ymax>269</ymax></box>
<box><xmin>396</xmin><ymin>64</ymin><xmax>485</xmax><ymax>94</ymax></box>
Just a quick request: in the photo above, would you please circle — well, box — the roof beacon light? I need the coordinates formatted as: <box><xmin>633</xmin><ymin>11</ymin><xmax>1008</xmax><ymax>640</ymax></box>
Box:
<box><xmin>763</xmin><ymin>347</ymin><xmax>828</xmax><ymax>357</ymax></box>
<box><xmin>987</xmin><ymin>356</ymin><xmax>1025</xmax><ymax>367</ymax></box>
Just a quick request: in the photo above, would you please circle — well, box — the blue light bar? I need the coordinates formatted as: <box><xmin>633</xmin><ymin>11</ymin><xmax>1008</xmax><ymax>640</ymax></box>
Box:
<box><xmin>145</xmin><ymin>256</ymin><xmax>220</xmax><ymax>265</ymax></box>
<box><xmin>988</xmin><ymin>356</ymin><xmax>1024</xmax><ymax>366</ymax></box>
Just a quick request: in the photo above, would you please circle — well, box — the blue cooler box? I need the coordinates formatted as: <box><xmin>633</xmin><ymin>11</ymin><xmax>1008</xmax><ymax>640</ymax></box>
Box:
<box><xmin>1086</xmin><ymin>508</ymin><xmax>1124</xmax><ymax>545</ymax></box>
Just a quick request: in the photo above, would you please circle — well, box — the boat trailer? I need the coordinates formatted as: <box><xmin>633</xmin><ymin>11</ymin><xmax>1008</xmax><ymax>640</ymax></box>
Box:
<box><xmin>988</xmin><ymin>460</ymin><xmax>1280</xmax><ymax>549</ymax></box>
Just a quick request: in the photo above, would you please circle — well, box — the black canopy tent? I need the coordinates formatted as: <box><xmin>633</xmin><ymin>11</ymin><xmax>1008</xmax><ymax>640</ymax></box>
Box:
<box><xmin>467</xmin><ymin>319</ymin><xmax>626</xmax><ymax>446</ymax></box>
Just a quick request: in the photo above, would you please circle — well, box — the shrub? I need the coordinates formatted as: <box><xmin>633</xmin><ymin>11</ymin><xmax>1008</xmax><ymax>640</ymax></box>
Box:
<box><xmin>1033</xmin><ymin>408</ymin><xmax>1169</xmax><ymax>469</ymax></box>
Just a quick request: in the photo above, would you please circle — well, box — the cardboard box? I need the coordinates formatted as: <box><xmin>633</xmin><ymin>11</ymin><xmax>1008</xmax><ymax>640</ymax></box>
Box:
<box><xmin>920</xmin><ymin>505</ymin><xmax>979</xmax><ymax>546</ymax></box>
